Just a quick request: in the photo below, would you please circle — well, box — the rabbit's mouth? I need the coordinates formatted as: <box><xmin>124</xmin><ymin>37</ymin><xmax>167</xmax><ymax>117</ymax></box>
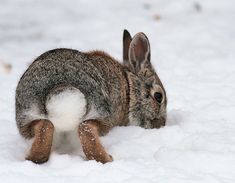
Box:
<box><xmin>140</xmin><ymin>117</ymin><xmax>166</xmax><ymax>129</ymax></box>
<box><xmin>150</xmin><ymin>117</ymin><xmax>166</xmax><ymax>129</ymax></box>
<box><xmin>133</xmin><ymin>114</ymin><xmax>165</xmax><ymax>129</ymax></box>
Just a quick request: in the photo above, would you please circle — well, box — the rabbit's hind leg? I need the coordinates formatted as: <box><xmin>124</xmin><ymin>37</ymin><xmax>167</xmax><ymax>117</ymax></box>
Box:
<box><xmin>78</xmin><ymin>120</ymin><xmax>113</xmax><ymax>164</ymax></box>
<box><xmin>26</xmin><ymin>119</ymin><xmax>54</xmax><ymax>164</ymax></box>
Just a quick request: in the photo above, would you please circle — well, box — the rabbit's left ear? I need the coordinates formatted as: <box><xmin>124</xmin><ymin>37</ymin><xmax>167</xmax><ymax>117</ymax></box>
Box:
<box><xmin>128</xmin><ymin>33</ymin><xmax>151</xmax><ymax>73</ymax></box>
<box><xmin>123</xmin><ymin>29</ymin><xmax>132</xmax><ymax>66</ymax></box>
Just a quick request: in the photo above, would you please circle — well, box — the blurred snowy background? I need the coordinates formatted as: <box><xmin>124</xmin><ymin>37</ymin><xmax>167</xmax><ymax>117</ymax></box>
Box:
<box><xmin>0</xmin><ymin>0</ymin><xmax>235</xmax><ymax>182</ymax></box>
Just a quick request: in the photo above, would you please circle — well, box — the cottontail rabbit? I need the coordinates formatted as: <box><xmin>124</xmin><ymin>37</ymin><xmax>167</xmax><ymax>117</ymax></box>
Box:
<box><xmin>15</xmin><ymin>30</ymin><xmax>167</xmax><ymax>164</ymax></box>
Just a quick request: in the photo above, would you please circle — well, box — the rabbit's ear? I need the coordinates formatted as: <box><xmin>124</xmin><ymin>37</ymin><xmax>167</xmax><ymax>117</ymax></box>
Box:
<box><xmin>128</xmin><ymin>33</ymin><xmax>151</xmax><ymax>73</ymax></box>
<box><xmin>123</xmin><ymin>29</ymin><xmax>132</xmax><ymax>66</ymax></box>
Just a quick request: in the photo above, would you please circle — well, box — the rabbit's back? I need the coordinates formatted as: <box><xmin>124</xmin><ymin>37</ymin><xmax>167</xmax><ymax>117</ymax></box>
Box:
<box><xmin>16</xmin><ymin>48</ymin><xmax>129</xmax><ymax>138</ymax></box>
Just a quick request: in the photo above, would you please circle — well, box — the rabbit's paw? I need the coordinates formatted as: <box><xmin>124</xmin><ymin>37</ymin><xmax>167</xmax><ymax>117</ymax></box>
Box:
<box><xmin>26</xmin><ymin>152</ymin><xmax>49</xmax><ymax>164</ymax></box>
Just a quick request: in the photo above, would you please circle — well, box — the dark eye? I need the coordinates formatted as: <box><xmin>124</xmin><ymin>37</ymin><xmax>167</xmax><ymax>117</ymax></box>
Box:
<box><xmin>154</xmin><ymin>92</ymin><xmax>163</xmax><ymax>103</ymax></box>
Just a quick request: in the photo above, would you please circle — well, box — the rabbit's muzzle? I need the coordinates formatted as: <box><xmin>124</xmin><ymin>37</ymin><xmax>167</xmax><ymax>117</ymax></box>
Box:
<box><xmin>151</xmin><ymin>116</ymin><xmax>166</xmax><ymax>129</ymax></box>
<box><xmin>140</xmin><ymin>116</ymin><xmax>166</xmax><ymax>129</ymax></box>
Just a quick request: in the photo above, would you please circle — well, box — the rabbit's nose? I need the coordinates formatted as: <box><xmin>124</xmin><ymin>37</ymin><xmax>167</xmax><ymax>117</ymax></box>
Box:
<box><xmin>151</xmin><ymin>117</ymin><xmax>166</xmax><ymax>129</ymax></box>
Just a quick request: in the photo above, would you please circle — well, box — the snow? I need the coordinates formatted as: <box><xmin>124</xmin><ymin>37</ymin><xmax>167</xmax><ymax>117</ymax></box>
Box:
<box><xmin>0</xmin><ymin>0</ymin><xmax>235</xmax><ymax>182</ymax></box>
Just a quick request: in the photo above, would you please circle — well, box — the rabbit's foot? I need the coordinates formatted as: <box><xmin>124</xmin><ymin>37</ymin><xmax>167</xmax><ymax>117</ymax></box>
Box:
<box><xmin>78</xmin><ymin>120</ymin><xmax>113</xmax><ymax>164</ymax></box>
<box><xmin>26</xmin><ymin>152</ymin><xmax>50</xmax><ymax>164</ymax></box>
<box><xmin>85</xmin><ymin>149</ymin><xmax>113</xmax><ymax>164</ymax></box>
<box><xmin>26</xmin><ymin>119</ymin><xmax>54</xmax><ymax>164</ymax></box>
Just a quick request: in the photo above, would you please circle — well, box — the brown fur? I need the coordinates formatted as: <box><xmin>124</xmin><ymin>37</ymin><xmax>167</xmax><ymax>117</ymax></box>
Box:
<box><xmin>26</xmin><ymin>120</ymin><xmax>54</xmax><ymax>164</ymax></box>
<box><xmin>78</xmin><ymin>120</ymin><xmax>113</xmax><ymax>163</ymax></box>
<box><xmin>86</xmin><ymin>50</ymin><xmax>116</xmax><ymax>61</ymax></box>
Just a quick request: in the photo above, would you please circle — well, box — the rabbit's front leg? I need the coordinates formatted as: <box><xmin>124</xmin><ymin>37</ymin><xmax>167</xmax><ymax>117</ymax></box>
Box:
<box><xmin>78</xmin><ymin>120</ymin><xmax>113</xmax><ymax>163</ymax></box>
<box><xmin>26</xmin><ymin>119</ymin><xmax>54</xmax><ymax>164</ymax></box>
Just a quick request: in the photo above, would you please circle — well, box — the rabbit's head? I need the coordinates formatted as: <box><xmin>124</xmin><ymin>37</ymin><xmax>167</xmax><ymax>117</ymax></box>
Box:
<box><xmin>123</xmin><ymin>30</ymin><xmax>167</xmax><ymax>129</ymax></box>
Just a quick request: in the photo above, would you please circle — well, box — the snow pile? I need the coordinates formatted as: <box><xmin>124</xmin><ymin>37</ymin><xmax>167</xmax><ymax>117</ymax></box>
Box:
<box><xmin>0</xmin><ymin>0</ymin><xmax>235</xmax><ymax>182</ymax></box>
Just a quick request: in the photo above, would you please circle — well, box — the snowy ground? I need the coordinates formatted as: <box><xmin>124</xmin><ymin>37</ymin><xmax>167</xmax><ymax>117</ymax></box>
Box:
<box><xmin>0</xmin><ymin>0</ymin><xmax>235</xmax><ymax>182</ymax></box>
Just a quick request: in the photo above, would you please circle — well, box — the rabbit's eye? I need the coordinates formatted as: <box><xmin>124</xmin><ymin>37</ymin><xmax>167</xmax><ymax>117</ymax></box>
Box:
<box><xmin>154</xmin><ymin>92</ymin><xmax>162</xmax><ymax>103</ymax></box>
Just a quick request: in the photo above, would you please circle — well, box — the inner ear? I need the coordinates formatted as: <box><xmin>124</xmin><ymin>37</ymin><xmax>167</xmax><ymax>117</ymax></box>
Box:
<box><xmin>129</xmin><ymin>33</ymin><xmax>151</xmax><ymax>73</ymax></box>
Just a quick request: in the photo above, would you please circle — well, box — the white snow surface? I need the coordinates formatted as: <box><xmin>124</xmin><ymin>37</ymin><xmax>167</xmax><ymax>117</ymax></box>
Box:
<box><xmin>0</xmin><ymin>0</ymin><xmax>235</xmax><ymax>182</ymax></box>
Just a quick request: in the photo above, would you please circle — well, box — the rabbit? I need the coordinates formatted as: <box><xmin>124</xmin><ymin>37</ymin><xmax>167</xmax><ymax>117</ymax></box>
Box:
<box><xmin>15</xmin><ymin>30</ymin><xmax>167</xmax><ymax>164</ymax></box>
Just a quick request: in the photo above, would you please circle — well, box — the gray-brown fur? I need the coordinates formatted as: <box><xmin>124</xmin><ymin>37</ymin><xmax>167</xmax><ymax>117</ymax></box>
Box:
<box><xmin>15</xmin><ymin>30</ymin><xmax>167</xmax><ymax>162</ymax></box>
<box><xmin>16</xmin><ymin>49</ymin><xmax>130</xmax><ymax>138</ymax></box>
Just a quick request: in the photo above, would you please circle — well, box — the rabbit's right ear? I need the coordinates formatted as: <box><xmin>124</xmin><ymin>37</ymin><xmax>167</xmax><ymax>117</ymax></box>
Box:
<box><xmin>128</xmin><ymin>32</ymin><xmax>151</xmax><ymax>74</ymax></box>
<box><xmin>123</xmin><ymin>29</ymin><xmax>132</xmax><ymax>66</ymax></box>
